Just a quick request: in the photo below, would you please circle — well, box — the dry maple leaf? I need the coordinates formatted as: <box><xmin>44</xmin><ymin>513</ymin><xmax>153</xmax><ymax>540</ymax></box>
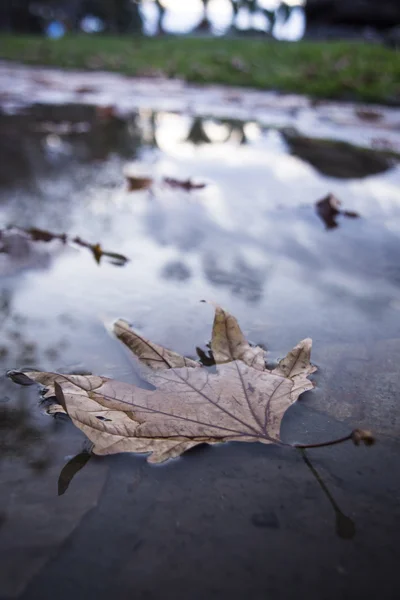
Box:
<box><xmin>209</xmin><ymin>303</ymin><xmax>266</xmax><ymax>371</ymax></box>
<box><xmin>8</xmin><ymin>305</ymin><xmax>373</xmax><ymax>463</ymax></box>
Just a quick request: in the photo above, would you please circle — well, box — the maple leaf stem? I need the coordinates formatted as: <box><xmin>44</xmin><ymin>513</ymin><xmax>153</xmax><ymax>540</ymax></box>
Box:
<box><xmin>293</xmin><ymin>428</ymin><xmax>375</xmax><ymax>450</ymax></box>
<box><xmin>293</xmin><ymin>434</ymin><xmax>353</xmax><ymax>449</ymax></box>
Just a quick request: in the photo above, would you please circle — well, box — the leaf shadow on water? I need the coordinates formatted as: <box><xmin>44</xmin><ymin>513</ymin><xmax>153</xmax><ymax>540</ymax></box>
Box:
<box><xmin>299</xmin><ymin>449</ymin><xmax>356</xmax><ymax>540</ymax></box>
<box><xmin>57</xmin><ymin>449</ymin><xmax>92</xmax><ymax>496</ymax></box>
<box><xmin>56</xmin><ymin>441</ymin><xmax>356</xmax><ymax>542</ymax></box>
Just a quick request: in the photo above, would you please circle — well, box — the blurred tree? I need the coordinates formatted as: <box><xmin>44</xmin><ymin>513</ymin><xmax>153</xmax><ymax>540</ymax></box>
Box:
<box><xmin>71</xmin><ymin>0</ymin><xmax>143</xmax><ymax>33</ymax></box>
<box><xmin>0</xmin><ymin>0</ymin><xmax>143</xmax><ymax>34</ymax></box>
<box><xmin>306</xmin><ymin>0</ymin><xmax>400</xmax><ymax>29</ymax></box>
<box><xmin>229</xmin><ymin>1</ymin><xmax>292</xmax><ymax>32</ymax></box>
<box><xmin>194</xmin><ymin>0</ymin><xmax>211</xmax><ymax>33</ymax></box>
<box><xmin>101</xmin><ymin>0</ymin><xmax>143</xmax><ymax>33</ymax></box>
<box><xmin>186</xmin><ymin>117</ymin><xmax>211</xmax><ymax>145</ymax></box>
<box><xmin>0</xmin><ymin>0</ymin><xmax>44</xmax><ymax>33</ymax></box>
<box><xmin>154</xmin><ymin>0</ymin><xmax>166</xmax><ymax>35</ymax></box>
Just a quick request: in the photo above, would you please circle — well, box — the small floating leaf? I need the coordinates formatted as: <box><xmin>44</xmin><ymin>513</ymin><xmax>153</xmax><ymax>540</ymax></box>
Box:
<box><xmin>126</xmin><ymin>176</ymin><xmax>153</xmax><ymax>192</ymax></box>
<box><xmin>316</xmin><ymin>194</ymin><xmax>360</xmax><ymax>230</ymax></box>
<box><xmin>163</xmin><ymin>177</ymin><xmax>206</xmax><ymax>191</ymax></box>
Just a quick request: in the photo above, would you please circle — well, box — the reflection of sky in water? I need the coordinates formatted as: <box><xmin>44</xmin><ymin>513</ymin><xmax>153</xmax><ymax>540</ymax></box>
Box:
<box><xmin>141</xmin><ymin>0</ymin><xmax>305</xmax><ymax>40</ymax></box>
<box><xmin>1</xmin><ymin>102</ymin><xmax>400</xmax><ymax>599</ymax></box>
<box><xmin>0</xmin><ymin>106</ymin><xmax>399</xmax><ymax>386</ymax></box>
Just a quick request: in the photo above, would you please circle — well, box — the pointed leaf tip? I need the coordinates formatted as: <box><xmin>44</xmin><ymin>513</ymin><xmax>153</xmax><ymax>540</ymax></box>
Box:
<box><xmin>206</xmin><ymin>302</ymin><xmax>266</xmax><ymax>371</ymax></box>
<box><xmin>7</xmin><ymin>370</ymin><xmax>36</xmax><ymax>386</ymax></box>
<box><xmin>272</xmin><ymin>338</ymin><xmax>316</xmax><ymax>379</ymax></box>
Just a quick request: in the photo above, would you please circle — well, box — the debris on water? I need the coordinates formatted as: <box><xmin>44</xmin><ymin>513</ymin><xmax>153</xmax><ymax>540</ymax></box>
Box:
<box><xmin>355</xmin><ymin>108</ymin><xmax>382</xmax><ymax>122</ymax></box>
<box><xmin>316</xmin><ymin>194</ymin><xmax>360</xmax><ymax>229</ymax></box>
<box><xmin>25</xmin><ymin>228</ymin><xmax>67</xmax><ymax>243</ymax></box>
<box><xmin>163</xmin><ymin>177</ymin><xmax>207</xmax><ymax>191</ymax></box>
<box><xmin>283</xmin><ymin>132</ymin><xmax>396</xmax><ymax>179</ymax></box>
<box><xmin>72</xmin><ymin>237</ymin><xmax>129</xmax><ymax>266</ymax></box>
<box><xmin>126</xmin><ymin>175</ymin><xmax>153</xmax><ymax>192</ymax></box>
<box><xmin>0</xmin><ymin>226</ymin><xmax>128</xmax><ymax>267</ymax></box>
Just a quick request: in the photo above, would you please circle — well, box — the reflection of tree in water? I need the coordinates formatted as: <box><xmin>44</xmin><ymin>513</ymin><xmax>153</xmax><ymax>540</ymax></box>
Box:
<box><xmin>185</xmin><ymin>116</ymin><xmax>248</xmax><ymax>146</ymax></box>
<box><xmin>142</xmin><ymin>112</ymin><xmax>249</xmax><ymax>148</ymax></box>
<box><xmin>0</xmin><ymin>104</ymin><xmax>141</xmax><ymax>192</ymax></box>
<box><xmin>154</xmin><ymin>0</ymin><xmax>166</xmax><ymax>35</ymax></box>
<box><xmin>224</xmin><ymin>119</ymin><xmax>248</xmax><ymax>145</ymax></box>
<box><xmin>203</xmin><ymin>255</ymin><xmax>266</xmax><ymax>303</ymax></box>
<box><xmin>140</xmin><ymin>111</ymin><xmax>267</xmax><ymax>302</ymax></box>
<box><xmin>191</xmin><ymin>1</ymin><xmax>293</xmax><ymax>34</ymax></box>
<box><xmin>186</xmin><ymin>117</ymin><xmax>212</xmax><ymax>145</ymax></box>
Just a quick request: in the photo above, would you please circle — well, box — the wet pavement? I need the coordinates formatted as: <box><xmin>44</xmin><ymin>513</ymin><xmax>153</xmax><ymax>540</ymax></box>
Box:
<box><xmin>0</xmin><ymin>65</ymin><xmax>400</xmax><ymax>600</ymax></box>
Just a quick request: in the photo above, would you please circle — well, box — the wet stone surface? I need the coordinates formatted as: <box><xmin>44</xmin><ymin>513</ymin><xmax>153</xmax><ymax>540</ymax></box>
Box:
<box><xmin>0</xmin><ymin>69</ymin><xmax>399</xmax><ymax>600</ymax></box>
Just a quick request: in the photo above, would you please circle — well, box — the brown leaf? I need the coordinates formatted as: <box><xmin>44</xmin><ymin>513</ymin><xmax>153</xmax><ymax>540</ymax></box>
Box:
<box><xmin>25</xmin><ymin>228</ymin><xmax>67</xmax><ymax>243</ymax></box>
<box><xmin>272</xmin><ymin>338</ymin><xmax>316</xmax><ymax>401</ymax></box>
<box><xmin>316</xmin><ymin>194</ymin><xmax>360</xmax><ymax>230</ymax></box>
<box><xmin>113</xmin><ymin>319</ymin><xmax>201</xmax><ymax>370</ymax></box>
<box><xmin>355</xmin><ymin>109</ymin><xmax>382</xmax><ymax>122</ymax></box>
<box><xmin>126</xmin><ymin>176</ymin><xmax>153</xmax><ymax>192</ymax></box>
<box><xmin>91</xmin><ymin>243</ymin><xmax>103</xmax><ymax>264</ymax></box>
<box><xmin>72</xmin><ymin>237</ymin><xmax>128</xmax><ymax>266</ymax></box>
<box><xmin>272</xmin><ymin>338</ymin><xmax>315</xmax><ymax>379</ymax></box>
<box><xmin>209</xmin><ymin>304</ymin><xmax>266</xmax><ymax>371</ymax></box>
<box><xmin>9</xmin><ymin>308</ymin><xmax>319</xmax><ymax>463</ymax></box>
<box><xmin>1</xmin><ymin>227</ymin><xmax>127</xmax><ymax>267</ymax></box>
<box><xmin>163</xmin><ymin>177</ymin><xmax>206</xmax><ymax>191</ymax></box>
<box><xmin>14</xmin><ymin>361</ymin><xmax>297</xmax><ymax>463</ymax></box>
<box><xmin>7</xmin><ymin>370</ymin><xmax>68</xmax><ymax>415</ymax></box>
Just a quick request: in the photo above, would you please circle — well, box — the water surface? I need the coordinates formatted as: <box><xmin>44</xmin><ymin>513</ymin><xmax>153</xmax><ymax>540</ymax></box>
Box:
<box><xmin>0</xmin><ymin>92</ymin><xmax>399</xmax><ymax>600</ymax></box>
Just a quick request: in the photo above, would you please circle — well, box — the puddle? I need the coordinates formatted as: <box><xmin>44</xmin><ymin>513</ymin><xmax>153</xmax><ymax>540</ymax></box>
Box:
<box><xmin>0</xmin><ymin>81</ymin><xmax>400</xmax><ymax>599</ymax></box>
<box><xmin>283</xmin><ymin>132</ymin><xmax>396</xmax><ymax>178</ymax></box>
